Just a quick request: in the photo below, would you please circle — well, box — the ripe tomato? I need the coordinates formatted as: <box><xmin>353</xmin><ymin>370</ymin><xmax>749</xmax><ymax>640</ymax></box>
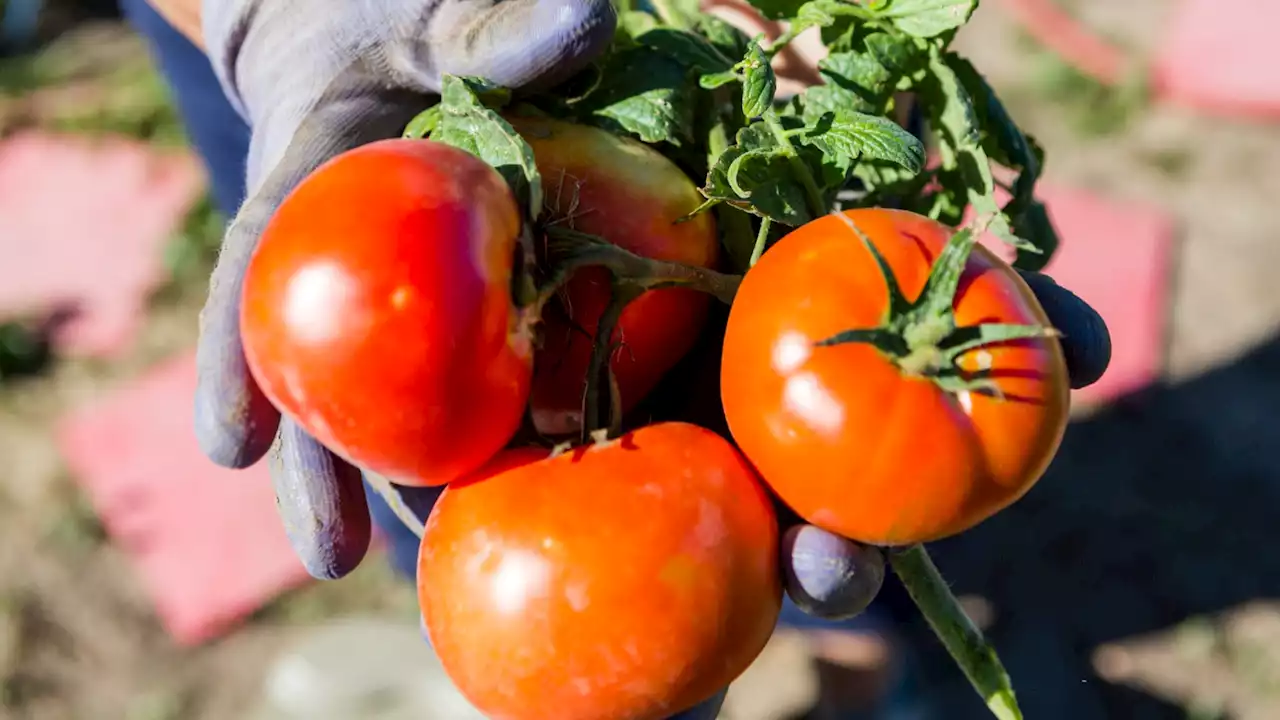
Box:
<box><xmin>418</xmin><ymin>422</ymin><xmax>781</xmax><ymax>720</ymax></box>
<box><xmin>240</xmin><ymin>139</ymin><xmax>533</xmax><ymax>486</ymax></box>
<box><xmin>506</xmin><ymin>116</ymin><xmax>720</xmax><ymax>436</ymax></box>
<box><xmin>721</xmin><ymin>209</ymin><xmax>1070</xmax><ymax>546</ymax></box>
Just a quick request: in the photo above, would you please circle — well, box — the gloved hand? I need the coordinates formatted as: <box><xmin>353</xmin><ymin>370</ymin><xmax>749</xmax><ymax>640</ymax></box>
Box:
<box><xmin>193</xmin><ymin>0</ymin><xmax>620</xmax><ymax>579</ymax></box>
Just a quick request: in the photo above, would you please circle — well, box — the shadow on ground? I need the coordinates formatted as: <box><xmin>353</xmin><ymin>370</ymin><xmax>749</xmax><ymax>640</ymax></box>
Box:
<box><xmin>912</xmin><ymin>332</ymin><xmax>1280</xmax><ymax>718</ymax></box>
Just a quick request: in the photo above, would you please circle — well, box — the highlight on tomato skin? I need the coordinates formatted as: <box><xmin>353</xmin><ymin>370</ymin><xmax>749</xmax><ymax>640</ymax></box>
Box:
<box><xmin>507</xmin><ymin>115</ymin><xmax>721</xmax><ymax>438</ymax></box>
<box><xmin>239</xmin><ymin>138</ymin><xmax>535</xmax><ymax>488</ymax></box>
<box><xmin>720</xmin><ymin>208</ymin><xmax>1071</xmax><ymax>547</ymax></box>
<box><xmin>417</xmin><ymin>423</ymin><xmax>782</xmax><ymax>720</ymax></box>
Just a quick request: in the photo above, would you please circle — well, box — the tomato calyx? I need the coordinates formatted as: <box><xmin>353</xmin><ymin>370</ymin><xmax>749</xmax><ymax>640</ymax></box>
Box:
<box><xmin>816</xmin><ymin>213</ymin><xmax>1059</xmax><ymax>396</ymax></box>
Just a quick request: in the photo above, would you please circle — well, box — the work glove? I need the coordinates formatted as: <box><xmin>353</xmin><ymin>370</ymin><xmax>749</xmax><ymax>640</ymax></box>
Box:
<box><xmin>193</xmin><ymin>0</ymin><xmax>620</xmax><ymax>578</ymax></box>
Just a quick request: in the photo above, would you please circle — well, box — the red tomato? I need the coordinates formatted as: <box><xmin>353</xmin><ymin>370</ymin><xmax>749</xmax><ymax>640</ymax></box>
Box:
<box><xmin>505</xmin><ymin>116</ymin><xmax>720</xmax><ymax>436</ymax></box>
<box><xmin>721</xmin><ymin>209</ymin><xmax>1070</xmax><ymax>546</ymax></box>
<box><xmin>418</xmin><ymin>422</ymin><xmax>781</xmax><ymax>720</ymax></box>
<box><xmin>240</xmin><ymin>139</ymin><xmax>533</xmax><ymax>486</ymax></box>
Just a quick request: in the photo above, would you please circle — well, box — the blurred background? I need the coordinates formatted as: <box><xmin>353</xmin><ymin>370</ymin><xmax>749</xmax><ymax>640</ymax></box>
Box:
<box><xmin>1</xmin><ymin>0</ymin><xmax>1278</xmax><ymax>718</ymax></box>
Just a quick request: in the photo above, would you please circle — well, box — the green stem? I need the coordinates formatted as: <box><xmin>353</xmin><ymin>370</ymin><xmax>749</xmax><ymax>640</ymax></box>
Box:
<box><xmin>581</xmin><ymin>284</ymin><xmax>639</xmax><ymax>442</ymax></box>
<box><xmin>765</xmin><ymin>29</ymin><xmax>800</xmax><ymax>56</ymax></box>
<box><xmin>545</xmin><ymin>226</ymin><xmax>742</xmax><ymax>304</ymax></box>
<box><xmin>364</xmin><ymin>471</ymin><xmax>425</xmax><ymax>539</ymax></box>
<box><xmin>890</xmin><ymin>545</ymin><xmax>1023</xmax><ymax>720</ymax></box>
<box><xmin>750</xmin><ymin>217</ymin><xmax>772</xmax><ymax>267</ymax></box>
<box><xmin>763</xmin><ymin>110</ymin><xmax>827</xmax><ymax>219</ymax></box>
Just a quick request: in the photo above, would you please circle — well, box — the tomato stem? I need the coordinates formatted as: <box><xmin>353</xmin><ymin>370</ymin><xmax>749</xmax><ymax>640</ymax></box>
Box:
<box><xmin>890</xmin><ymin>545</ymin><xmax>1023</xmax><ymax>720</ymax></box>
<box><xmin>750</xmin><ymin>217</ymin><xmax>772</xmax><ymax>267</ymax></box>
<box><xmin>543</xmin><ymin>226</ymin><xmax>742</xmax><ymax>304</ymax></box>
<box><xmin>581</xmin><ymin>283</ymin><xmax>641</xmax><ymax>442</ymax></box>
<box><xmin>364</xmin><ymin>471</ymin><xmax>426</xmax><ymax>539</ymax></box>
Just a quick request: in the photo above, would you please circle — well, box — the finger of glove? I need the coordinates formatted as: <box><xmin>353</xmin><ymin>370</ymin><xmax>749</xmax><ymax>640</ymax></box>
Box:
<box><xmin>193</xmin><ymin>67</ymin><xmax>430</xmax><ymax>470</ymax></box>
<box><xmin>269</xmin><ymin>418</ymin><xmax>372</xmax><ymax>580</ymax></box>
<box><xmin>1018</xmin><ymin>270</ymin><xmax>1113</xmax><ymax>389</ymax></box>
<box><xmin>665</xmin><ymin>688</ymin><xmax>728</xmax><ymax>720</ymax></box>
<box><xmin>426</xmin><ymin>0</ymin><xmax>617</xmax><ymax>91</ymax></box>
<box><xmin>782</xmin><ymin>524</ymin><xmax>886</xmax><ymax>621</ymax></box>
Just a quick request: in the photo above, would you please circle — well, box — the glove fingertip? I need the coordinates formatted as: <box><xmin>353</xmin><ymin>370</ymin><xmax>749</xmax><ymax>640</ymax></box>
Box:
<box><xmin>193</xmin><ymin>368</ymin><xmax>281</xmax><ymax>469</ymax></box>
<box><xmin>1019</xmin><ymin>271</ymin><xmax>1113</xmax><ymax>390</ymax></box>
<box><xmin>782</xmin><ymin>525</ymin><xmax>885</xmax><ymax>621</ymax></box>
<box><xmin>270</xmin><ymin>420</ymin><xmax>372</xmax><ymax>580</ymax></box>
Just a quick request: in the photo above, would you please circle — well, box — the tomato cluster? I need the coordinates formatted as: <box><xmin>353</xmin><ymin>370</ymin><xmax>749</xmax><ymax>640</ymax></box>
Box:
<box><xmin>239</xmin><ymin>119</ymin><xmax>1069</xmax><ymax>720</ymax></box>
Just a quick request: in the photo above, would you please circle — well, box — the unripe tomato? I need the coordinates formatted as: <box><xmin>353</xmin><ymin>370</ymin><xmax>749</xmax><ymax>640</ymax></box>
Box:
<box><xmin>418</xmin><ymin>423</ymin><xmax>781</xmax><ymax>720</ymax></box>
<box><xmin>721</xmin><ymin>209</ymin><xmax>1070</xmax><ymax>546</ymax></box>
<box><xmin>240</xmin><ymin>139</ymin><xmax>533</xmax><ymax>486</ymax></box>
<box><xmin>506</xmin><ymin>116</ymin><xmax>720</xmax><ymax>436</ymax></box>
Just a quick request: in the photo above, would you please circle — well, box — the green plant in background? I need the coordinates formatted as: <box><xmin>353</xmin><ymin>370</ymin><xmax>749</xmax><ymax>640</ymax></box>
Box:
<box><xmin>0</xmin><ymin>319</ymin><xmax>51</xmax><ymax>380</ymax></box>
<box><xmin>0</xmin><ymin>22</ymin><xmax>185</xmax><ymax>142</ymax></box>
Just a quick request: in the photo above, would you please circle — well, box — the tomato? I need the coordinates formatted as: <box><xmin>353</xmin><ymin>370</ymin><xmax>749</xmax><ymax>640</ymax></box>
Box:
<box><xmin>418</xmin><ymin>422</ymin><xmax>781</xmax><ymax>720</ymax></box>
<box><xmin>506</xmin><ymin>116</ymin><xmax>720</xmax><ymax>436</ymax></box>
<box><xmin>720</xmin><ymin>208</ymin><xmax>1070</xmax><ymax>546</ymax></box>
<box><xmin>240</xmin><ymin>139</ymin><xmax>533</xmax><ymax>486</ymax></box>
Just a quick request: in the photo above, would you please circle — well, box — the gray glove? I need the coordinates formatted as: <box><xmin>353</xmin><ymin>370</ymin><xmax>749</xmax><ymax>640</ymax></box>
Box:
<box><xmin>193</xmin><ymin>0</ymin><xmax>618</xmax><ymax>578</ymax></box>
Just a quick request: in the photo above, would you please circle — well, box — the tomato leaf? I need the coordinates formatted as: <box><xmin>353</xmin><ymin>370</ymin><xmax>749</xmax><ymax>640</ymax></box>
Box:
<box><xmin>798</xmin><ymin>111</ymin><xmax>925</xmax><ymax>173</ymax></box>
<box><xmin>791</xmin><ymin>0</ymin><xmax>871</xmax><ymax>34</ymax></box>
<box><xmin>874</xmin><ymin>0</ymin><xmax>977</xmax><ymax>38</ymax></box>
<box><xmin>582</xmin><ymin>47</ymin><xmax>695</xmax><ymax>146</ymax></box>
<box><xmin>803</xmin><ymin>31</ymin><xmax>925</xmax><ymax>119</ymax></box>
<box><xmin>637</xmin><ymin>27</ymin><xmax>736</xmax><ymax>73</ymax></box>
<box><xmin>700</xmin><ymin>71</ymin><xmax>741</xmax><ymax>89</ymax></box>
<box><xmin>724</xmin><ymin>148</ymin><xmax>812</xmax><ymax>225</ymax></box>
<box><xmin>738</xmin><ymin>43</ymin><xmax>777</xmax><ymax>118</ymax></box>
<box><xmin>1009</xmin><ymin>200</ymin><xmax>1059</xmax><ymax>272</ymax></box>
<box><xmin>432</xmin><ymin>75</ymin><xmax>543</xmax><ymax>218</ymax></box>
<box><xmin>695</xmin><ymin>14</ymin><xmax>753</xmax><ymax>60</ymax></box>
<box><xmin>745</xmin><ymin>0</ymin><xmax>810</xmax><ymax>21</ymax></box>
<box><xmin>703</xmin><ymin>120</ymin><xmax>822</xmax><ymax>225</ymax></box>
<box><xmin>403</xmin><ymin>105</ymin><xmax>441</xmax><ymax>139</ymax></box>
<box><xmin>919</xmin><ymin>50</ymin><xmax>1039</xmax><ymax>253</ymax></box>
<box><xmin>619</xmin><ymin>10</ymin><xmax>660</xmax><ymax>38</ymax></box>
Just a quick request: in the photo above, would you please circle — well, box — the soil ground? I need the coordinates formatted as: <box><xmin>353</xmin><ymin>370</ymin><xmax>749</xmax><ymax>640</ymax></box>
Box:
<box><xmin>3</xmin><ymin>1</ymin><xmax>1280</xmax><ymax>718</ymax></box>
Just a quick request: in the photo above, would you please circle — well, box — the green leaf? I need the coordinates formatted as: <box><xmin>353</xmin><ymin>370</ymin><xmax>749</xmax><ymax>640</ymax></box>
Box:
<box><xmin>725</xmin><ymin>148</ymin><xmax>811</xmax><ymax>224</ymax></box>
<box><xmin>792</xmin><ymin>0</ymin><xmax>870</xmax><ymax>34</ymax></box>
<box><xmin>619</xmin><ymin>10</ymin><xmax>659</xmax><ymax>38</ymax></box>
<box><xmin>637</xmin><ymin>27</ymin><xmax>736</xmax><ymax>73</ymax></box>
<box><xmin>699</xmin><ymin>71</ymin><xmax>741</xmax><ymax>89</ymax></box>
<box><xmin>1010</xmin><ymin>200</ymin><xmax>1059</xmax><ymax>272</ymax></box>
<box><xmin>433</xmin><ymin>75</ymin><xmax>542</xmax><ymax>216</ymax></box>
<box><xmin>802</xmin><ymin>32</ymin><xmax>925</xmax><ymax>118</ymax></box>
<box><xmin>738</xmin><ymin>43</ymin><xmax>777</xmax><ymax>118</ymax></box>
<box><xmin>695</xmin><ymin>15</ymin><xmax>752</xmax><ymax>61</ymax></box>
<box><xmin>583</xmin><ymin>48</ymin><xmax>695</xmax><ymax>145</ymax></box>
<box><xmin>921</xmin><ymin>51</ymin><xmax>1035</xmax><ymax>253</ymax></box>
<box><xmin>745</xmin><ymin>0</ymin><xmax>809</xmax><ymax>21</ymax></box>
<box><xmin>403</xmin><ymin>105</ymin><xmax>441</xmax><ymax>139</ymax></box>
<box><xmin>702</xmin><ymin>120</ymin><xmax>821</xmax><ymax>226</ymax></box>
<box><xmin>876</xmin><ymin>0</ymin><xmax>977</xmax><ymax>38</ymax></box>
<box><xmin>799</xmin><ymin>111</ymin><xmax>925</xmax><ymax>173</ymax></box>
<box><xmin>947</xmin><ymin>56</ymin><xmax>1036</xmax><ymax>176</ymax></box>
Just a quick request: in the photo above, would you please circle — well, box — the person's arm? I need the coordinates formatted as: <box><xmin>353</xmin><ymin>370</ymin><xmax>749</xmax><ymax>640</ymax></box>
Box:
<box><xmin>146</xmin><ymin>0</ymin><xmax>203</xmax><ymax>48</ymax></box>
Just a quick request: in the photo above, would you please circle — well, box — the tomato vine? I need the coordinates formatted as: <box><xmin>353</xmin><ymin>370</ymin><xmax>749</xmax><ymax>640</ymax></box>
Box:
<box><xmin>389</xmin><ymin>2</ymin><xmax>1065</xmax><ymax>717</ymax></box>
